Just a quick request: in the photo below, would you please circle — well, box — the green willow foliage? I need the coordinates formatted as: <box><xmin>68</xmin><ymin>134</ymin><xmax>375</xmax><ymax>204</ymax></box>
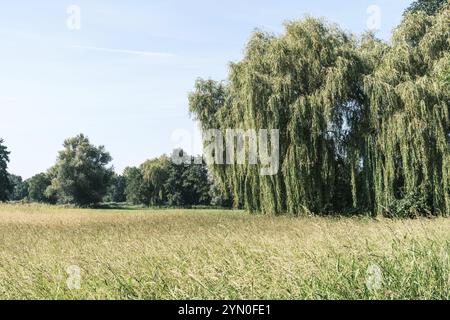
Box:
<box><xmin>361</xmin><ymin>9</ymin><xmax>450</xmax><ymax>216</ymax></box>
<box><xmin>189</xmin><ymin>8</ymin><xmax>450</xmax><ymax>217</ymax></box>
<box><xmin>405</xmin><ymin>0</ymin><xmax>448</xmax><ymax>16</ymax></box>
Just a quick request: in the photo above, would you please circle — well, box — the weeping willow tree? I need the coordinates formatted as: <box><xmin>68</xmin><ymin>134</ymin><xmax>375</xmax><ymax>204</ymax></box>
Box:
<box><xmin>361</xmin><ymin>8</ymin><xmax>450</xmax><ymax>216</ymax></box>
<box><xmin>189</xmin><ymin>7</ymin><xmax>450</xmax><ymax>217</ymax></box>
<box><xmin>190</xmin><ymin>18</ymin><xmax>365</xmax><ymax>215</ymax></box>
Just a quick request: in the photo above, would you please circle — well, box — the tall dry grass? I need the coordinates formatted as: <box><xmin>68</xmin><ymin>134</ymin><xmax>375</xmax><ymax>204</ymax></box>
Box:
<box><xmin>0</xmin><ymin>203</ymin><xmax>448</xmax><ymax>299</ymax></box>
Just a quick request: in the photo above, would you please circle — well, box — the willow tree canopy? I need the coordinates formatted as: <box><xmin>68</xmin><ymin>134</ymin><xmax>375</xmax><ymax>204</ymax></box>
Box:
<box><xmin>189</xmin><ymin>7</ymin><xmax>450</xmax><ymax>217</ymax></box>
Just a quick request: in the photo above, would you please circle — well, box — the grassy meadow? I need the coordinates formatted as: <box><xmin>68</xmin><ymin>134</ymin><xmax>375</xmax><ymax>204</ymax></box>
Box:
<box><xmin>0</xmin><ymin>203</ymin><xmax>448</xmax><ymax>300</ymax></box>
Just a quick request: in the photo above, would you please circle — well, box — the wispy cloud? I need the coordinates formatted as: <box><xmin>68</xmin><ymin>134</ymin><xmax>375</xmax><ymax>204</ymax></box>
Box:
<box><xmin>67</xmin><ymin>45</ymin><xmax>176</xmax><ymax>58</ymax></box>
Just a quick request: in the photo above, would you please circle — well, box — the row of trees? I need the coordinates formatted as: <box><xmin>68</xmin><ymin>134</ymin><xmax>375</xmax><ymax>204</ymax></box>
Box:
<box><xmin>0</xmin><ymin>135</ymin><xmax>229</xmax><ymax>207</ymax></box>
<box><xmin>188</xmin><ymin>1</ymin><xmax>450</xmax><ymax>217</ymax></box>
<box><xmin>121</xmin><ymin>152</ymin><xmax>229</xmax><ymax>207</ymax></box>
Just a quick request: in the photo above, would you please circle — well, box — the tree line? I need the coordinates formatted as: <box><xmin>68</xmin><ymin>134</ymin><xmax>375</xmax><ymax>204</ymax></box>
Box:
<box><xmin>188</xmin><ymin>1</ymin><xmax>449</xmax><ymax>217</ymax></box>
<box><xmin>0</xmin><ymin>135</ymin><xmax>230</xmax><ymax>208</ymax></box>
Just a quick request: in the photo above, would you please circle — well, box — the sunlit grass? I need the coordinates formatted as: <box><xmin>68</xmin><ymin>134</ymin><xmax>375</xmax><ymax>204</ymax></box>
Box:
<box><xmin>0</xmin><ymin>203</ymin><xmax>448</xmax><ymax>300</ymax></box>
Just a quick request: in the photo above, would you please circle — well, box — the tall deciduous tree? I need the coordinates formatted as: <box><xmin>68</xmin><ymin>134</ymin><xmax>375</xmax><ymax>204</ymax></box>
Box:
<box><xmin>140</xmin><ymin>156</ymin><xmax>170</xmax><ymax>206</ymax></box>
<box><xmin>27</xmin><ymin>172</ymin><xmax>55</xmax><ymax>203</ymax></box>
<box><xmin>48</xmin><ymin>134</ymin><xmax>114</xmax><ymax>207</ymax></box>
<box><xmin>104</xmin><ymin>173</ymin><xmax>126</xmax><ymax>203</ymax></box>
<box><xmin>7</xmin><ymin>174</ymin><xmax>28</xmax><ymax>201</ymax></box>
<box><xmin>0</xmin><ymin>139</ymin><xmax>11</xmax><ymax>202</ymax></box>
<box><xmin>163</xmin><ymin>150</ymin><xmax>213</xmax><ymax>207</ymax></box>
<box><xmin>181</xmin><ymin>155</ymin><xmax>212</xmax><ymax>206</ymax></box>
<box><xmin>123</xmin><ymin>166</ymin><xmax>145</xmax><ymax>205</ymax></box>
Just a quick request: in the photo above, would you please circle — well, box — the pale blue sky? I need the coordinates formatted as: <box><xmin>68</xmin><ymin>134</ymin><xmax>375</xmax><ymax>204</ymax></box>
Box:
<box><xmin>1</xmin><ymin>0</ymin><xmax>412</xmax><ymax>178</ymax></box>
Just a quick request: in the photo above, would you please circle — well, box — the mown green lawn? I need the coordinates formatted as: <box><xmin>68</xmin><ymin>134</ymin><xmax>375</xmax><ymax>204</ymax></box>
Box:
<box><xmin>0</xmin><ymin>204</ymin><xmax>448</xmax><ymax>300</ymax></box>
